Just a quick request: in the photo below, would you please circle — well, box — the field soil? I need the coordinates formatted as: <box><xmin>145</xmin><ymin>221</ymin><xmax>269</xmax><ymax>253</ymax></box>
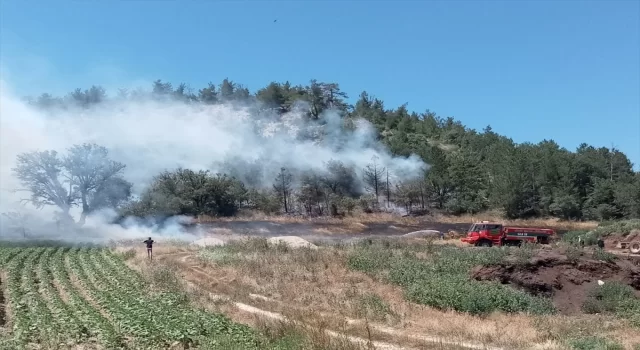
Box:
<box><xmin>471</xmin><ymin>248</ymin><xmax>640</xmax><ymax>314</ymax></box>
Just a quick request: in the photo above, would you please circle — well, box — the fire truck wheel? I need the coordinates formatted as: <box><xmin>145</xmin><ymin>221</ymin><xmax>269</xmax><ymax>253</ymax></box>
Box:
<box><xmin>630</xmin><ymin>242</ymin><xmax>640</xmax><ymax>254</ymax></box>
<box><xmin>477</xmin><ymin>240</ymin><xmax>493</xmax><ymax>247</ymax></box>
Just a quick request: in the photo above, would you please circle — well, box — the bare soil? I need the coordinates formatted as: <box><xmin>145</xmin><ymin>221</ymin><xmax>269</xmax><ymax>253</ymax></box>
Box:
<box><xmin>471</xmin><ymin>249</ymin><xmax>640</xmax><ymax>315</ymax></box>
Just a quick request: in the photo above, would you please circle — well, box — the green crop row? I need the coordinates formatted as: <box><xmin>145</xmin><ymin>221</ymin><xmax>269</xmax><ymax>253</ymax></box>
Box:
<box><xmin>50</xmin><ymin>246</ymin><xmax>123</xmax><ymax>347</ymax></box>
<box><xmin>68</xmin><ymin>247</ymin><xmax>261</xmax><ymax>348</ymax></box>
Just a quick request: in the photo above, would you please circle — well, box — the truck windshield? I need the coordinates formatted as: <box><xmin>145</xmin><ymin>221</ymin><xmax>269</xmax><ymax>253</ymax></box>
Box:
<box><xmin>467</xmin><ymin>224</ymin><xmax>484</xmax><ymax>233</ymax></box>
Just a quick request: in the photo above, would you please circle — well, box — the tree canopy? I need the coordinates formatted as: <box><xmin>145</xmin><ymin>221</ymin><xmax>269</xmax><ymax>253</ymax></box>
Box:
<box><xmin>20</xmin><ymin>78</ymin><xmax>640</xmax><ymax>221</ymax></box>
<box><xmin>12</xmin><ymin>143</ymin><xmax>132</xmax><ymax>224</ymax></box>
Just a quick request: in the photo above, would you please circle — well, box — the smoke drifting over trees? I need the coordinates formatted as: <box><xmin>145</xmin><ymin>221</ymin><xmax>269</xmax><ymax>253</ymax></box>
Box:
<box><xmin>1</xmin><ymin>77</ymin><xmax>639</xmax><ymax>241</ymax></box>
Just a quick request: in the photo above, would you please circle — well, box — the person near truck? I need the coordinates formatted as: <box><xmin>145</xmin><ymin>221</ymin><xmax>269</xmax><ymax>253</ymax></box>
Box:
<box><xmin>144</xmin><ymin>237</ymin><xmax>155</xmax><ymax>260</ymax></box>
<box><xmin>578</xmin><ymin>236</ymin><xmax>584</xmax><ymax>248</ymax></box>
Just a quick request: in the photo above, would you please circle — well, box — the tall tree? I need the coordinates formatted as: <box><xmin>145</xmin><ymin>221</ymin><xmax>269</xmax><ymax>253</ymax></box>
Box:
<box><xmin>12</xmin><ymin>144</ymin><xmax>132</xmax><ymax>225</ymax></box>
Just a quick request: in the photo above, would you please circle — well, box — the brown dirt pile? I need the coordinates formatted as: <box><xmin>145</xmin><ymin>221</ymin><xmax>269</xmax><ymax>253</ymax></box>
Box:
<box><xmin>470</xmin><ymin>250</ymin><xmax>640</xmax><ymax>315</ymax></box>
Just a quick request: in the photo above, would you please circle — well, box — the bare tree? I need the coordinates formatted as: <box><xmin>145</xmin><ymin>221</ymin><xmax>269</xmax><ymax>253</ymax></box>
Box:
<box><xmin>1</xmin><ymin>211</ymin><xmax>30</xmax><ymax>238</ymax></box>
<box><xmin>363</xmin><ymin>156</ymin><xmax>385</xmax><ymax>204</ymax></box>
<box><xmin>273</xmin><ymin>167</ymin><xmax>293</xmax><ymax>213</ymax></box>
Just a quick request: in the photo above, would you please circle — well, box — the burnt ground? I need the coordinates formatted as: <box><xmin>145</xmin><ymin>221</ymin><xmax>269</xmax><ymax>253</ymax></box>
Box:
<box><xmin>471</xmin><ymin>249</ymin><xmax>640</xmax><ymax>315</ymax></box>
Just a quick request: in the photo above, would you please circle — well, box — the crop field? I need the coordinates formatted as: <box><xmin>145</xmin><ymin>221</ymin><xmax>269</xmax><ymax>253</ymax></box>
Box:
<box><xmin>0</xmin><ymin>245</ymin><xmax>266</xmax><ymax>350</ymax></box>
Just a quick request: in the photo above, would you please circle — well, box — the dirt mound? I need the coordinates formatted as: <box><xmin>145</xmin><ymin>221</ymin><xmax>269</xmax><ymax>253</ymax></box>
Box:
<box><xmin>267</xmin><ymin>236</ymin><xmax>318</xmax><ymax>250</ymax></box>
<box><xmin>471</xmin><ymin>249</ymin><xmax>640</xmax><ymax>314</ymax></box>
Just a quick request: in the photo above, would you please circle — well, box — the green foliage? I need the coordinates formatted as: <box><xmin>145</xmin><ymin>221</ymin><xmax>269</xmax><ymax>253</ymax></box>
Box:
<box><xmin>25</xmin><ymin>79</ymin><xmax>640</xmax><ymax>219</ymax></box>
<box><xmin>347</xmin><ymin>242</ymin><xmax>555</xmax><ymax>316</ymax></box>
<box><xmin>121</xmin><ymin>168</ymin><xmax>247</xmax><ymax>218</ymax></box>
<box><xmin>562</xmin><ymin>219</ymin><xmax>640</xmax><ymax>247</ymax></box>
<box><xmin>590</xmin><ymin>219</ymin><xmax>640</xmax><ymax>237</ymax></box>
<box><xmin>562</xmin><ymin>230</ymin><xmax>590</xmax><ymax>244</ymax></box>
<box><xmin>565</xmin><ymin>245</ymin><xmax>583</xmax><ymax>264</ymax></box>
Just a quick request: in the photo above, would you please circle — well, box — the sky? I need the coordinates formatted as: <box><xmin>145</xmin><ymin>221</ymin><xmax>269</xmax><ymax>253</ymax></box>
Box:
<box><xmin>1</xmin><ymin>0</ymin><xmax>639</xmax><ymax>169</ymax></box>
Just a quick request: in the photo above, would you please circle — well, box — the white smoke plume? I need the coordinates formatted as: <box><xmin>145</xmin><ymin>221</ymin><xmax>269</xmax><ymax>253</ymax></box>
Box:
<box><xmin>0</xmin><ymin>78</ymin><xmax>427</xmax><ymax>243</ymax></box>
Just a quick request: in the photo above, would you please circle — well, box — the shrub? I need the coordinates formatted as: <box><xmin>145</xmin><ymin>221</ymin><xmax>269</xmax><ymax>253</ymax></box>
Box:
<box><xmin>592</xmin><ymin>249</ymin><xmax>617</xmax><ymax>263</ymax></box>
<box><xmin>562</xmin><ymin>230</ymin><xmax>589</xmax><ymax>244</ymax></box>
<box><xmin>355</xmin><ymin>293</ymin><xmax>396</xmax><ymax>322</ymax></box>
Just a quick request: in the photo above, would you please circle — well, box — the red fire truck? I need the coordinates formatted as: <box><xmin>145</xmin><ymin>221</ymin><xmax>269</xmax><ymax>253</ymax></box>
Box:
<box><xmin>460</xmin><ymin>221</ymin><xmax>555</xmax><ymax>247</ymax></box>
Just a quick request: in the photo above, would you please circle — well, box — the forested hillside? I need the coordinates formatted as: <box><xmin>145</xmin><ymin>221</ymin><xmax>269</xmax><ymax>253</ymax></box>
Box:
<box><xmin>21</xmin><ymin>78</ymin><xmax>640</xmax><ymax>221</ymax></box>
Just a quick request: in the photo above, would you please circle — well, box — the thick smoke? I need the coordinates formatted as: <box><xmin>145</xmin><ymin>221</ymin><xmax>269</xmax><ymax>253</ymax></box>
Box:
<box><xmin>0</xmin><ymin>78</ymin><xmax>427</xmax><ymax>243</ymax></box>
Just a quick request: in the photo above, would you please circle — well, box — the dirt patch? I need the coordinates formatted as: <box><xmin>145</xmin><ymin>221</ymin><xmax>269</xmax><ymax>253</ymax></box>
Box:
<box><xmin>471</xmin><ymin>250</ymin><xmax>640</xmax><ymax>314</ymax></box>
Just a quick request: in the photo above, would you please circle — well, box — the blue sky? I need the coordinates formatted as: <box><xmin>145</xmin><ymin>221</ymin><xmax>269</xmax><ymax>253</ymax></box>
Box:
<box><xmin>1</xmin><ymin>0</ymin><xmax>639</xmax><ymax>169</ymax></box>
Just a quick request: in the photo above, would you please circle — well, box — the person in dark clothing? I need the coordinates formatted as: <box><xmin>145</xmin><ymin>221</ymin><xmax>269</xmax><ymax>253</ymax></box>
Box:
<box><xmin>597</xmin><ymin>237</ymin><xmax>605</xmax><ymax>250</ymax></box>
<box><xmin>144</xmin><ymin>237</ymin><xmax>154</xmax><ymax>260</ymax></box>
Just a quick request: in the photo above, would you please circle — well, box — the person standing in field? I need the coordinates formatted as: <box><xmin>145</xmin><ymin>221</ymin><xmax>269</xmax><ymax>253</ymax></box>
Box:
<box><xmin>144</xmin><ymin>237</ymin><xmax>154</xmax><ymax>260</ymax></box>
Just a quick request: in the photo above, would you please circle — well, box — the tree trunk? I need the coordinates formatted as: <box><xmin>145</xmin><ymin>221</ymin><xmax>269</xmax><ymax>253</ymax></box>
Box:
<box><xmin>79</xmin><ymin>193</ymin><xmax>89</xmax><ymax>226</ymax></box>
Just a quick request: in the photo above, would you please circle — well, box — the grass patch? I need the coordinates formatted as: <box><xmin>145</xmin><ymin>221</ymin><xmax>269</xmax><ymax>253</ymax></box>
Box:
<box><xmin>347</xmin><ymin>242</ymin><xmax>556</xmax><ymax>316</ymax></box>
<box><xmin>564</xmin><ymin>245</ymin><xmax>584</xmax><ymax>264</ymax></box>
<box><xmin>567</xmin><ymin>336</ymin><xmax>624</xmax><ymax>350</ymax></box>
<box><xmin>592</xmin><ymin>249</ymin><xmax>617</xmax><ymax>263</ymax></box>
<box><xmin>562</xmin><ymin>230</ymin><xmax>591</xmax><ymax>244</ymax></box>
<box><xmin>354</xmin><ymin>293</ymin><xmax>397</xmax><ymax>322</ymax></box>
<box><xmin>582</xmin><ymin>282</ymin><xmax>640</xmax><ymax>327</ymax></box>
